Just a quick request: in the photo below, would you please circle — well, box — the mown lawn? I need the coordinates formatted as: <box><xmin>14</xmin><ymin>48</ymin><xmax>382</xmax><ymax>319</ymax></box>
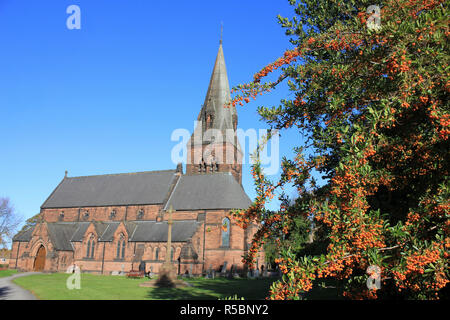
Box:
<box><xmin>0</xmin><ymin>269</ymin><xmax>18</xmax><ymax>278</ymax></box>
<box><xmin>13</xmin><ymin>273</ymin><xmax>278</xmax><ymax>300</ymax></box>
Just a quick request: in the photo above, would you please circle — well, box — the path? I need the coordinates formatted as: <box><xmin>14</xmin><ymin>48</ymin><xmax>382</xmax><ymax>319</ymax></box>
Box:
<box><xmin>0</xmin><ymin>272</ymin><xmax>41</xmax><ymax>300</ymax></box>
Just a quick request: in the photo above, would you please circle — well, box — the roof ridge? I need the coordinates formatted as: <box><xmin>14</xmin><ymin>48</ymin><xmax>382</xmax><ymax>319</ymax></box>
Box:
<box><xmin>163</xmin><ymin>174</ymin><xmax>182</xmax><ymax>211</ymax></box>
<box><xmin>182</xmin><ymin>172</ymin><xmax>232</xmax><ymax>177</ymax></box>
<box><xmin>66</xmin><ymin>169</ymin><xmax>176</xmax><ymax>179</ymax></box>
<box><xmin>99</xmin><ymin>223</ymin><xmax>110</xmax><ymax>241</ymax></box>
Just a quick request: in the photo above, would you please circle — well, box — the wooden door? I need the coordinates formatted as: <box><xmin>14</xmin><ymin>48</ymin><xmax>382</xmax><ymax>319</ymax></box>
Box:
<box><xmin>33</xmin><ymin>245</ymin><xmax>46</xmax><ymax>271</ymax></box>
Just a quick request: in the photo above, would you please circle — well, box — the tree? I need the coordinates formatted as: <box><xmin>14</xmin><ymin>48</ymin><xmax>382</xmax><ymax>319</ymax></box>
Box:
<box><xmin>0</xmin><ymin>197</ymin><xmax>22</xmax><ymax>249</ymax></box>
<box><xmin>230</xmin><ymin>0</ymin><xmax>449</xmax><ymax>299</ymax></box>
<box><xmin>19</xmin><ymin>213</ymin><xmax>42</xmax><ymax>232</ymax></box>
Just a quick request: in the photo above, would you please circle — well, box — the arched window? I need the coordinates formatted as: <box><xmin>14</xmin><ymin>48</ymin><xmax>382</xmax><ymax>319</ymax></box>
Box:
<box><xmin>116</xmin><ymin>234</ymin><xmax>126</xmax><ymax>259</ymax></box>
<box><xmin>91</xmin><ymin>239</ymin><xmax>95</xmax><ymax>258</ymax></box>
<box><xmin>121</xmin><ymin>239</ymin><xmax>126</xmax><ymax>259</ymax></box>
<box><xmin>221</xmin><ymin>218</ymin><xmax>230</xmax><ymax>248</ymax></box>
<box><xmin>86</xmin><ymin>240</ymin><xmax>91</xmax><ymax>258</ymax></box>
<box><xmin>86</xmin><ymin>235</ymin><xmax>95</xmax><ymax>258</ymax></box>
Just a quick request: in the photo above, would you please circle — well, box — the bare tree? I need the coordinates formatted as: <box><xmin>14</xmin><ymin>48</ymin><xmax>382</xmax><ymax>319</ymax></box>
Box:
<box><xmin>0</xmin><ymin>197</ymin><xmax>22</xmax><ymax>248</ymax></box>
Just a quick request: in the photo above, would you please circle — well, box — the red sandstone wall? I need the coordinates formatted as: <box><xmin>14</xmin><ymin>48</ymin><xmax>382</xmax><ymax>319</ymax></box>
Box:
<box><xmin>186</xmin><ymin>142</ymin><xmax>243</xmax><ymax>184</ymax></box>
<box><xmin>41</xmin><ymin>204</ymin><xmax>162</xmax><ymax>223</ymax></box>
<box><xmin>11</xmin><ymin>207</ymin><xmax>264</xmax><ymax>275</ymax></box>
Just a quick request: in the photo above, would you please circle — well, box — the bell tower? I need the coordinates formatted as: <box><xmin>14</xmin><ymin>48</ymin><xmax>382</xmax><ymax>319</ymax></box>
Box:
<box><xmin>186</xmin><ymin>41</ymin><xmax>242</xmax><ymax>184</ymax></box>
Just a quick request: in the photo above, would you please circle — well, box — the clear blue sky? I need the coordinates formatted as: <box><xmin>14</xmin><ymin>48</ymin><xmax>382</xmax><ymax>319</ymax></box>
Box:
<box><xmin>0</xmin><ymin>0</ymin><xmax>307</xmax><ymax>229</ymax></box>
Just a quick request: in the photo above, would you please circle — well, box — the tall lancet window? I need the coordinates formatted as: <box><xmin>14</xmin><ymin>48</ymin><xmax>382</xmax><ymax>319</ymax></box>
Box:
<box><xmin>221</xmin><ymin>218</ymin><xmax>230</xmax><ymax>248</ymax></box>
<box><xmin>86</xmin><ymin>235</ymin><xmax>95</xmax><ymax>258</ymax></box>
<box><xmin>116</xmin><ymin>234</ymin><xmax>126</xmax><ymax>259</ymax></box>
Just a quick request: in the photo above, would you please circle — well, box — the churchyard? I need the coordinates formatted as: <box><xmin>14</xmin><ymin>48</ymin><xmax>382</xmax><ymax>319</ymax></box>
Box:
<box><xmin>13</xmin><ymin>272</ymin><xmax>278</xmax><ymax>300</ymax></box>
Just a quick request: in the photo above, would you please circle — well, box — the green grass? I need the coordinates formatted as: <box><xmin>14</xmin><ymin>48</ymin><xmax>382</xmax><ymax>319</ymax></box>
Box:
<box><xmin>13</xmin><ymin>273</ymin><xmax>278</xmax><ymax>300</ymax></box>
<box><xmin>0</xmin><ymin>269</ymin><xmax>18</xmax><ymax>278</ymax></box>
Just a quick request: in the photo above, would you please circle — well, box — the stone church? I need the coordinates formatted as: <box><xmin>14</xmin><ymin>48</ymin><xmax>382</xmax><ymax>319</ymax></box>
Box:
<box><xmin>10</xmin><ymin>41</ymin><xmax>262</xmax><ymax>275</ymax></box>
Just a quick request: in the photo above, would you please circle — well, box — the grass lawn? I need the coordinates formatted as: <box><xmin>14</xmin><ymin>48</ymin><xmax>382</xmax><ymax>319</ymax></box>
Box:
<box><xmin>0</xmin><ymin>269</ymin><xmax>18</xmax><ymax>278</ymax></box>
<box><xmin>13</xmin><ymin>273</ymin><xmax>278</xmax><ymax>300</ymax></box>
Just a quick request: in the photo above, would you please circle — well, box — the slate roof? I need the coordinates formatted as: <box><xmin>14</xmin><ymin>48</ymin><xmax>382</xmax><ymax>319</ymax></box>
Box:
<box><xmin>128</xmin><ymin>220</ymin><xmax>200</xmax><ymax>242</ymax></box>
<box><xmin>47</xmin><ymin>223</ymin><xmax>78</xmax><ymax>251</ymax></box>
<box><xmin>40</xmin><ymin>168</ymin><xmax>251</xmax><ymax>211</ymax></box>
<box><xmin>98</xmin><ymin>222</ymin><xmax>120</xmax><ymax>241</ymax></box>
<box><xmin>70</xmin><ymin>221</ymin><xmax>120</xmax><ymax>242</ymax></box>
<box><xmin>70</xmin><ymin>222</ymin><xmax>91</xmax><ymax>241</ymax></box>
<box><xmin>12</xmin><ymin>227</ymin><xmax>35</xmax><ymax>242</ymax></box>
<box><xmin>13</xmin><ymin>220</ymin><xmax>201</xmax><ymax>251</ymax></box>
<box><xmin>166</xmin><ymin>173</ymin><xmax>252</xmax><ymax>210</ymax></box>
<box><xmin>41</xmin><ymin>170</ymin><xmax>177</xmax><ymax>208</ymax></box>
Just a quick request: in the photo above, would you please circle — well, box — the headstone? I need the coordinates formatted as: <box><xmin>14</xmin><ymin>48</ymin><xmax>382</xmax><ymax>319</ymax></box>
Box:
<box><xmin>263</xmin><ymin>264</ymin><xmax>269</xmax><ymax>278</ymax></box>
<box><xmin>228</xmin><ymin>264</ymin><xmax>234</xmax><ymax>279</ymax></box>
<box><xmin>148</xmin><ymin>266</ymin><xmax>153</xmax><ymax>278</ymax></box>
<box><xmin>220</xmin><ymin>261</ymin><xmax>228</xmax><ymax>276</ymax></box>
<box><xmin>206</xmin><ymin>265</ymin><xmax>213</xmax><ymax>279</ymax></box>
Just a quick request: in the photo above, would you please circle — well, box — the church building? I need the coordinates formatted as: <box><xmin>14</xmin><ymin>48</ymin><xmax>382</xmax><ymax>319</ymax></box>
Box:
<box><xmin>10</xmin><ymin>41</ymin><xmax>262</xmax><ymax>275</ymax></box>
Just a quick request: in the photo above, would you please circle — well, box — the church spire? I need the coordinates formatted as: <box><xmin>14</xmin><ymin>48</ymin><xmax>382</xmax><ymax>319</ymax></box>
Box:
<box><xmin>186</xmin><ymin>41</ymin><xmax>243</xmax><ymax>184</ymax></box>
<box><xmin>196</xmin><ymin>39</ymin><xmax>237</xmax><ymax>138</ymax></box>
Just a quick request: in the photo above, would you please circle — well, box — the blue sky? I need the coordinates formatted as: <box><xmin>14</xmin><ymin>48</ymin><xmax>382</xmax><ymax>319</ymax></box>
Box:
<box><xmin>0</xmin><ymin>0</ymin><xmax>306</xmax><ymax>229</ymax></box>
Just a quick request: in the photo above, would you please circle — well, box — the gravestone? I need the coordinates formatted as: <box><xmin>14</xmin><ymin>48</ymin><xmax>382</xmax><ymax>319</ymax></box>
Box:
<box><xmin>228</xmin><ymin>264</ymin><xmax>234</xmax><ymax>279</ymax></box>
<box><xmin>263</xmin><ymin>264</ymin><xmax>269</xmax><ymax>278</ymax></box>
<box><xmin>220</xmin><ymin>261</ymin><xmax>228</xmax><ymax>276</ymax></box>
<box><xmin>206</xmin><ymin>264</ymin><xmax>213</xmax><ymax>278</ymax></box>
<box><xmin>148</xmin><ymin>266</ymin><xmax>153</xmax><ymax>278</ymax></box>
<box><xmin>231</xmin><ymin>264</ymin><xmax>240</xmax><ymax>278</ymax></box>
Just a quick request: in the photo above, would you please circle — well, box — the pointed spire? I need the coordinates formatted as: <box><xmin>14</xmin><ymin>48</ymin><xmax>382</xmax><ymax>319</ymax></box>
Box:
<box><xmin>186</xmin><ymin>39</ymin><xmax>243</xmax><ymax>184</ymax></box>
<box><xmin>196</xmin><ymin>41</ymin><xmax>236</xmax><ymax>137</ymax></box>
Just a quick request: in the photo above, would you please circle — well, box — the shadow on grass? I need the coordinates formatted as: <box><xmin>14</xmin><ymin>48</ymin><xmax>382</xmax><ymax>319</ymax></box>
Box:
<box><xmin>147</xmin><ymin>277</ymin><xmax>278</xmax><ymax>300</ymax></box>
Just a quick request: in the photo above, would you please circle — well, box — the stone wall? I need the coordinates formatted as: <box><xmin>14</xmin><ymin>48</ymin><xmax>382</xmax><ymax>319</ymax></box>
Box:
<box><xmin>11</xmin><ymin>207</ymin><xmax>263</xmax><ymax>275</ymax></box>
